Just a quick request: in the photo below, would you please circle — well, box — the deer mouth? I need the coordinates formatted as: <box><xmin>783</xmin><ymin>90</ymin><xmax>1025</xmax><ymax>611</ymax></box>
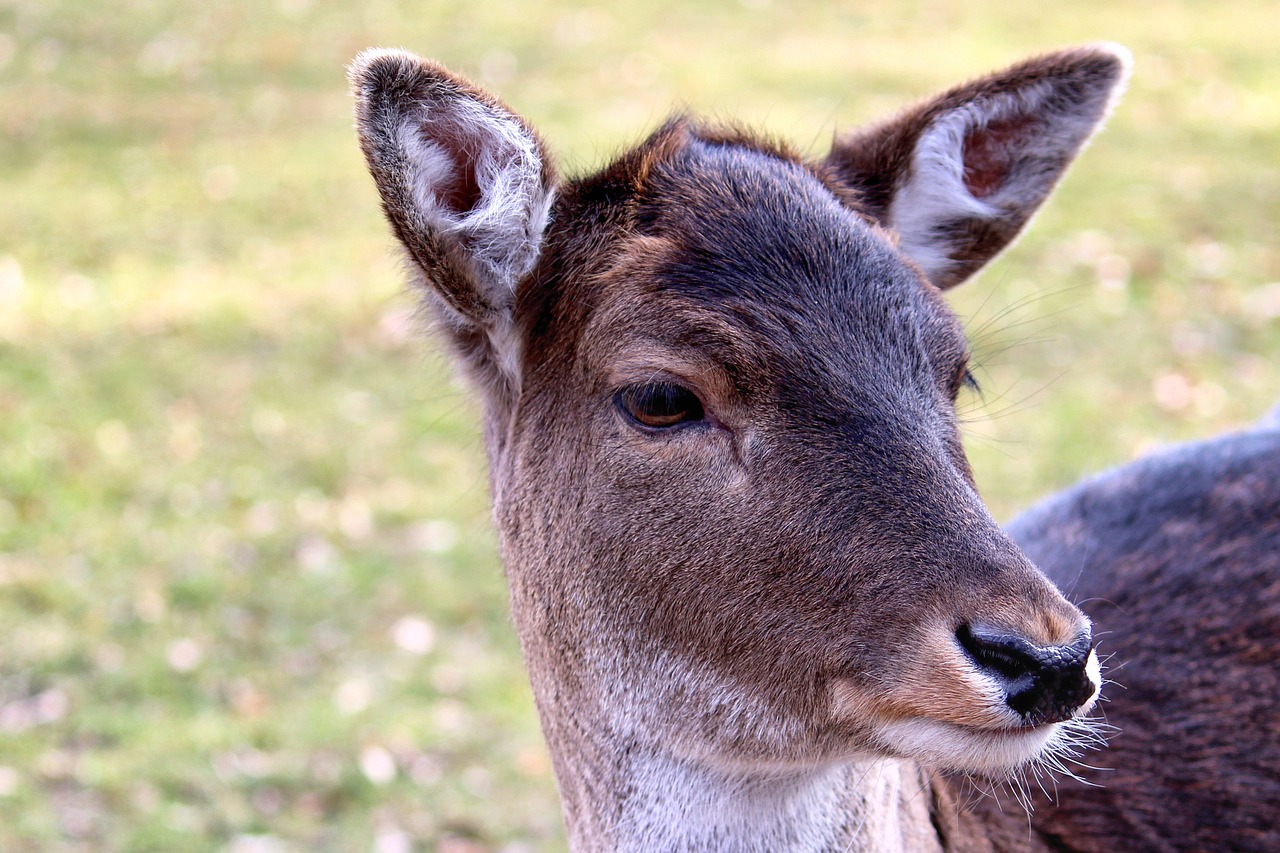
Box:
<box><xmin>871</xmin><ymin>716</ymin><xmax>1066</xmax><ymax>774</ymax></box>
<box><xmin>831</xmin><ymin>678</ymin><xmax>1067</xmax><ymax>772</ymax></box>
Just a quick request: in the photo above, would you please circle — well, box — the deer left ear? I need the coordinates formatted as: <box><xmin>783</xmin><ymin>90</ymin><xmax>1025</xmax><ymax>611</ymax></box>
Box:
<box><xmin>349</xmin><ymin>48</ymin><xmax>556</xmax><ymax>326</ymax></box>
<box><xmin>824</xmin><ymin>44</ymin><xmax>1131</xmax><ymax>289</ymax></box>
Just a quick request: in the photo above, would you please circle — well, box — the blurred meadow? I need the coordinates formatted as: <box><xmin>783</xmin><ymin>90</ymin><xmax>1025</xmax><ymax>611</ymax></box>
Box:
<box><xmin>2</xmin><ymin>0</ymin><xmax>1278</xmax><ymax>849</ymax></box>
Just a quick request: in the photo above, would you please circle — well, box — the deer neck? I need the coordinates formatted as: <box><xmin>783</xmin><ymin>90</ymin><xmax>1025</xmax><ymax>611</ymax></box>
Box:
<box><xmin>539</xmin><ymin>696</ymin><xmax>1055</xmax><ymax>853</ymax></box>
<box><xmin>538</xmin><ymin>700</ymin><xmax>946</xmax><ymax>852</ymax></box>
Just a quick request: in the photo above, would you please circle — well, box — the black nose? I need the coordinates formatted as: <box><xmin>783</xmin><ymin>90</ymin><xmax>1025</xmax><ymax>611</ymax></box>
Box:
<box><xmin>957</xmin><ymin>623</ymin><xmax>1096</xmax><ymax>725</ymax></box>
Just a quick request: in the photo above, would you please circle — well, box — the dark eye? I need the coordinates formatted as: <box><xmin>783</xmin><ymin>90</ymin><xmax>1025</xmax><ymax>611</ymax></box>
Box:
<box><xmin>616</xmin><ymin>382</ymin><xmax>706</xmax><ymax>430</ymax></box>
<box><xmin>951</xmin><ymin>363</ymin><xmax>981</xmax><ymax>399</ymax></box>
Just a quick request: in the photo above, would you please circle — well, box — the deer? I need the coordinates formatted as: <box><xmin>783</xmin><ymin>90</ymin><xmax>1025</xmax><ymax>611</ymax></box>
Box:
<box><xmin>349</xmin><ymin>44</ymin><xmax>1280</xmax><ymax>851</ymax></box>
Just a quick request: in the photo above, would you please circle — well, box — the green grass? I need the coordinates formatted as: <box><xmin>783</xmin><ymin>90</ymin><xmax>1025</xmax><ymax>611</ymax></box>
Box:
<box><xmin>2</xmin><ymin>0</ymin><xmax>1278</xmax><ymax>849</ymax></box>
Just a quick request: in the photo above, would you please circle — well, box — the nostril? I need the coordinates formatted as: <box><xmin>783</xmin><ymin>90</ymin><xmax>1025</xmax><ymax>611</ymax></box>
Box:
<box><xmin>957</xmin><ymin>623</ymin><xmax>1096</xmax><ymax>724</ymax></box>
<box><xmin>956</xmin><ymin>623</ymin><xmax>1042</xmax><ymax>679</ymax></box>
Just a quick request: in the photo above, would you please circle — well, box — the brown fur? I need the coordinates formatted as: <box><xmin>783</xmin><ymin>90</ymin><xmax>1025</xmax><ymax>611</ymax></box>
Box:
<box><xmin>346</xmin><ymin>44</ymin><xmax>1274</xmax><ymax>852</ymax></box>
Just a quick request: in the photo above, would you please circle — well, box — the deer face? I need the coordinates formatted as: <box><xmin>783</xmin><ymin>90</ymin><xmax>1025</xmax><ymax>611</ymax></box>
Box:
<box><xmin>351</xmin><ymin>46</ymin><xmax>1128</xmax><ymax>780</ymax></box>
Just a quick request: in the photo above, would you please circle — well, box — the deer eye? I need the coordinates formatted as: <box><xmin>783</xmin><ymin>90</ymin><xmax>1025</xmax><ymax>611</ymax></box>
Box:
<box><xmin>616</xmin><ymin>382</ymin><xmax>706</xmax><ymax>430</ymax></box>
<box><xmin>950</xmin><ymin>362</ymin><xmax>981</xmax><ymax>400</ymax></box>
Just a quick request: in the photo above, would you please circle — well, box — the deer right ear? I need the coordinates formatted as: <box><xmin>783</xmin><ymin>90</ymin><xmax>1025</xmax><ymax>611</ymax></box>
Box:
<box><xmin>824</xmin><ymin>44</ymin><xmax>1130</xmax><ymax>289</ymax></box>
<box><xmin>349</xmin><ymin>49</ymin><xmax>556</xmax><ymax>329</ymax></box>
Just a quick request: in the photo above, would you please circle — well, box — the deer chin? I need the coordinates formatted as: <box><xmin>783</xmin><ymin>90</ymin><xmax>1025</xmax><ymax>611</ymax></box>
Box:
<box><xmin>870</xmin><ymin>716</ymin><xmax>1062</xmax><ymax>774</ymax></box>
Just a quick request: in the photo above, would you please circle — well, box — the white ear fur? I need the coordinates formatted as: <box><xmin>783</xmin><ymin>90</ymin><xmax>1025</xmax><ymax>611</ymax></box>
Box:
<box><xmin>394</xmin><ymin>88</ymin><xmax>553</xmax><ymax>297</ymax></box>
<box><xmin>886</xmin><ymin>101</ymin><xmax>1006</xmax><ymax>283</ymax></box>
<box><xmin>350</xmin><ymin>48</ymin><xmax>555</xmax><ymax>320</ymax></box>
<box><xmin>880</xmin><ymin>43</ymin><xmax>1132</xmax><ymax>286</ymax></box>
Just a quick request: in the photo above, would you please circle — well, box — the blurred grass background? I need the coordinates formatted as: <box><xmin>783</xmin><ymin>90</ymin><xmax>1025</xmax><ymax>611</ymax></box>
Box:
<box><xmin>1</xmin><ymin>0</ymin><xmax>1277</xmax><ymax>849</ymax></box>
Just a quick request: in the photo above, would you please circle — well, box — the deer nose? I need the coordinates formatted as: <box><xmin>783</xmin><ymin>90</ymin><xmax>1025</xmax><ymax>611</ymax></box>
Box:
<box><xmin>956</xmin><ymin>623</ymin><xmax>1097</xmax><ymax>725</ymax></box>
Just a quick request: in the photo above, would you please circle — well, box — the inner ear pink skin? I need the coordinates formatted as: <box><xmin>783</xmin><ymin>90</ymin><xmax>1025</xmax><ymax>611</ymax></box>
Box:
<box><xmin>962</xmin><ymin>116</ymin><xmax>1039</xmax><ymax>198</ymax></box>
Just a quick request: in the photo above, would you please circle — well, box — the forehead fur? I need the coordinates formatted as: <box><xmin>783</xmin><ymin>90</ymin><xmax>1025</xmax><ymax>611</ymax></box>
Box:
<box><xmin>635</xmin><ymin>135</ymin><xmax>895</xmax><ymax>302</ymax></box>
<box><xmin>527</xmin><ymin>121</ymin><xmax>968</xmax><ymax>401</ymax></box>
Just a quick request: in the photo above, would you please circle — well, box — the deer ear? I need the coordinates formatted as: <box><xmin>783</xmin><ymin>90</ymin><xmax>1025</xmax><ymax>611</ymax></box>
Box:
<box><xmin>824</xmin><ymin>44</ymin><xmax>1130</xmax><ymax>289</ymax></box>
<box><xmin>350</xmin><ymin>49</ymin><xmax>556</xmax><ymax>326</ymax></box>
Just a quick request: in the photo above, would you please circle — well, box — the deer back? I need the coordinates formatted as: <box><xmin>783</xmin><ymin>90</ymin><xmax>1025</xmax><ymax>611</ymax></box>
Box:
<box><xmin>1007</xmin><ymin>415</ymin><xmax>1280</xmax><ymax>851</ymax></box>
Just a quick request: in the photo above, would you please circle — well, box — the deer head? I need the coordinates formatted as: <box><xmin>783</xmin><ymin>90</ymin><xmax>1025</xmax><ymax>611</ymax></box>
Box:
<box><xmin>351</xmin><ymin>44</ymin><xmax>1129</xmax><ymax>849</ymax></box>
